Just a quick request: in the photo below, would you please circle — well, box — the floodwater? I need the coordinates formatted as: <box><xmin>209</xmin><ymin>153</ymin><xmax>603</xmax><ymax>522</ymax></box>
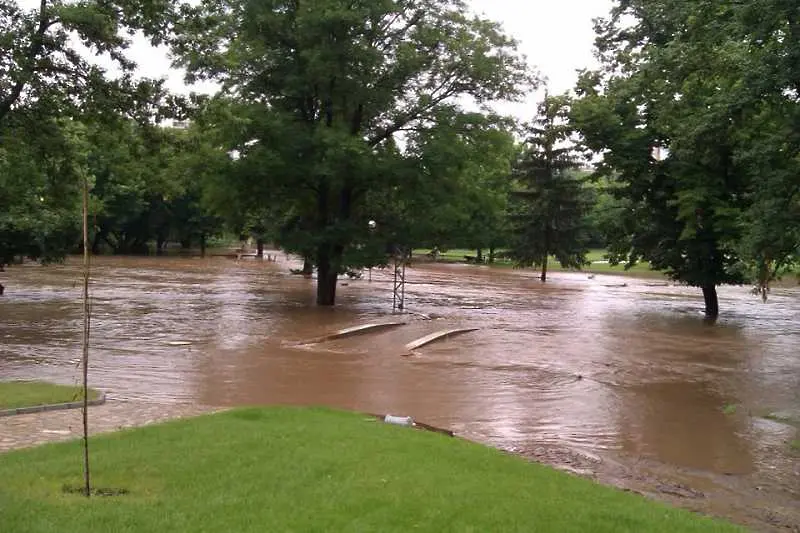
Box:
<box><xmin>1</xmin><ymin>256</ymin><xmax>798</xmax><ymax>530</ymax></box>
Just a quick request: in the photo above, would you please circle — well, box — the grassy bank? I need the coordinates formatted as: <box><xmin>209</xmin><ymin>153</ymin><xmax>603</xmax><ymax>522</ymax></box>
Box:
<box><xmin>413</xmin><ymin>248</ymin><xmax>665</xmax><ymax>278</ymax></box>
<box><xmin>0</xmin><ymin>381</ymin><xmax>99</xmax><ymax>410</ymax></box>
<box><xmin>0</xmin><ymin>407</ymin><xmax>737</xmax><ymax>532</ymax></box>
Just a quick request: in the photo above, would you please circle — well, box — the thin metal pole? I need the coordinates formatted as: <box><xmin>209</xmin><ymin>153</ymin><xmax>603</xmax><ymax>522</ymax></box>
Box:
<box><xmin>81</xmin><ymin>174</ymin><xmax>91</xmax><ymax>497</ymax></box>
<box><xmin>400</xmin><ymin>261</ymin><xmax>406</xmax><ymax>310</ymax></box>
<box><xmin>392</xmin><ymin>256</ymin><xmax>398</xmax><ymax>312</ymax></box>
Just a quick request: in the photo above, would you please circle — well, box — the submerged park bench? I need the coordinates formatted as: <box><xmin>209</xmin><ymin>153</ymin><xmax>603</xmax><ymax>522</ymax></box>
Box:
<box><xmin>402</xmin><ymin>328</ymin><xmax>479</xmax><ymax>356</ymax></box>
<box><xmin>289</xmin><ymin>320</ymin><xmax>479</xmax><ymax>358</ymax></box>
<box><xmin>293</xmin><ymin>322</ymin><xmax>408</xmax><ymax>346</ymax></box>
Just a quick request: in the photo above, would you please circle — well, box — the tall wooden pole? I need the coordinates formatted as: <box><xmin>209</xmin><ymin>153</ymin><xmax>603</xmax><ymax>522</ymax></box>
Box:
<box><xmin>81</xmin><ymin>175</ymin><xmax>91</xmax><ymax>497</ymax></box>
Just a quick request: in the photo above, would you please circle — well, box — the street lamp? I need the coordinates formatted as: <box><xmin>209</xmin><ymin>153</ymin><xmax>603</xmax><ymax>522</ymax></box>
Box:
<box><xmin>367</xmin><ymin>220</ymin><xmax>377</xmax><ymax>281</ymax></box>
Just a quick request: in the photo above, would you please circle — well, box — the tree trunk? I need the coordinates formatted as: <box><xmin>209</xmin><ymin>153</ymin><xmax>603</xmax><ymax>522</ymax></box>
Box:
<box><xmin>302</xmin><ymin>256</ymin><xmax>313</xmax><ymax>277</ymax></box>
<box><xmin>256</xmin><ymin>239</ymin><xmax>264</xmax><ymax>259</ymax></box>
<box><xmin>91</xmin><ymin>229</ymin><xmax>105</xmax><ymax>255</ymax></box>
<box><xmin>200</xmin><ymin>234</ymin><xmax>207</xmax><ymax>258</ymax></box>
<box><xmin>488</xmin><ymin>246</ymin><xmax>495</xmax><ymax>264</ymax></box>
<box><xmin>541</xmin><ymin>254</ymin><xmax>548</xmax><ymax>283</ymax></box>
<box><xmin>702</xmin><ymin>284</ymin><xmax>719</xmax><ymax>319</ymax></box>
<box><xmin>316</xmin><ymin>246</ymin><xmax>340</xmax><ymax>306</ymax></box>
<box><xmin>476</xmin><ymin>248</ymin><xmax>483</xmax><ymax>263</ymax></box>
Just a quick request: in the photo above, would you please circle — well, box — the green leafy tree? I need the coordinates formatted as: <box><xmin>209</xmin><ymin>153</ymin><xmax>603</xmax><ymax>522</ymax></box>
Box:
<box><xmin>571</xmin><ymin>0</ymin><xmax>799</xmax><ymax>317</ymax></box>
<box><xmin>87</xmin><ymin>120</ymin><xmax>163</xmax><ymax>254</ymax></box>
<box><xmin>728</xmin><ymin>1</ymin><xmax>800</xmax><ymax>296</ymax></box>
<box><xmin>1</xmin><ymin>0</ymin><xmax>172</xmax><ymax>127</ymax></box>
<box><xmin>172</xmin><ymin>0</ymin><xmax>530</xmax><ymax>305</ymax></box>
<box><xmin>0</xmin><ymin>119</ymin><xmax>86</xmax><ymax>266</ymax></box>
<box><xmin>155</xmin><ymin>125</ymin><xmax>227</xmax><ymax>255</ymax></box>
<box><xmin>0</xmin><ymin>0</ymin><xmax>174</xmax><ymax>279</ymax></box>
<box><xmin>582</xmin><ymin>175</ymin><xmax>629</xmax><ymax>249</ymax></box>
<box><xmin>510</xmin><ymin>94</ymin><xmax>591</xmax><ymax>282</ymax></box>
<box><xmin>84</xmin><ymin>121</ymin><xmax>224</xmax><ymax>256</ymax></box>
<box><xmin>192</xmin><ymin>104</ymin><xmax>295</xmax><ymax>258</ymax></box>
<box><xmin>377</xmin><ymin>111</ymin><xmax>517</xmax><ymax>261</ymax></box>
<box><xmin>454</xmin><ymin>119</ymin><xmax>518</xmax><ymax>263</ymax></box>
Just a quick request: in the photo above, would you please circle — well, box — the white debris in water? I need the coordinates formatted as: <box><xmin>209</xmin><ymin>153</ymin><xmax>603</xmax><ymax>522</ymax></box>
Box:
<box><xmin>166</xmin><ymin>341</ymin><xmax>192</xmax><ymax>346</ymax></box>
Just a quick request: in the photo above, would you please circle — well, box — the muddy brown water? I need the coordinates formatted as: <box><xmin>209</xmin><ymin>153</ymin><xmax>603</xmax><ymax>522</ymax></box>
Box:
<box><xmin>1</xmin><ymin>255</ymin><xmax>798</xmax><ymax>531</ymax></box>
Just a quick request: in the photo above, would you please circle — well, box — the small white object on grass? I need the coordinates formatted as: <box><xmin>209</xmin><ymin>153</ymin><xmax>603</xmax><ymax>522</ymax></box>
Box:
<box><xmin>384</xmin><ymin>414</ymin><xmax>414</xmax><ymax>427</ymax></box>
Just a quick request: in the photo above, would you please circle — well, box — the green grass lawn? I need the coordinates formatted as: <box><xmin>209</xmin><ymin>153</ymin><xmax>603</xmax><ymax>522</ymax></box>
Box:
<box><xmin>0</xmin><ymin>381</ymin><xmax>99</xmax><ymax>410</ymax></box>
<box><xmin>413</xmin><ymin>248</ymin><xmax>666</xmax><ymax>278</ymax></box>
<box><xmin>0</xmin><ymin>407</ymin><xmax>738</xmax><ymax>533</ymax></box>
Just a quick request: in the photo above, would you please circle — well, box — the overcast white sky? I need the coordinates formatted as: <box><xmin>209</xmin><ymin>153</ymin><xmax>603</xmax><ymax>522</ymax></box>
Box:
<box><xmin>17</xmin><ymin>0</ymin><xmax>613</xmax><ymax>120</ymax></box>
<box><xmin>470</xmin><ymin>0</ymin><xmax>612</xmax><ymax>117</ymax></box>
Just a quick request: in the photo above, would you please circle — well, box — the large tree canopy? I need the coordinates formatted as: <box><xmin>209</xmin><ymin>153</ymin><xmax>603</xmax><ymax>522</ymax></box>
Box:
<box><xmin>87</xmin><ymin>120</ymin><xmax>225</xmax><ymax>256</ymax></box>
<box><xmin>0</xmin><ymin>118</ymin><xmax>86</xmax><ymax>265</ymax></box>
<box><xmin>171</xmin><ymin>0</ymin><xmax>531</xmax><ymax>305</ymax></box>
<box><xmin>0</xmin><ymin>0</ymin><xmax>175</xmax><ymax>268</ymax></box>
<box><xmin>389</xmin><ymin>111</ymin><xmax>517</xmax><ymax>258</ymax></box>
<box><xmin>572</xmin><ymin>0</ymin><xmax>800</xmax><ymax>318</ymax></box>
<box><xmin>1</xmin><ymin>0</ymin><xmax>172</xmax><ymax>126</ymax></box>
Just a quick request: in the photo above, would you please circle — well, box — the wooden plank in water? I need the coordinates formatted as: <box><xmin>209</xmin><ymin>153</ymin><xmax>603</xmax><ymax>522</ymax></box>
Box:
<box><xmin>296</xmin><ymin>322</ymin><xmax>407</xmax><ymax>346</ymax></box>
<box><xmin>403</xmin><ymin>328</ymin><xmax>479</xmax><ymax>354</ymax></box>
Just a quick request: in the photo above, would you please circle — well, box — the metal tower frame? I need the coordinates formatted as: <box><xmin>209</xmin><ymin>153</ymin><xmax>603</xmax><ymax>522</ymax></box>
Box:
<box><xmin>392</xmin><ymin>247</ymin><xmax>407</xmax><ymax>313</ymax></box>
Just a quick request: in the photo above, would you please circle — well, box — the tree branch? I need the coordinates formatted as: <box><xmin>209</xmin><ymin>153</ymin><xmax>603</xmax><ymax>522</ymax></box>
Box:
<box><xmin>0</xmin><ymin>0</ymin><xmax>51</xmax><ymax>125</ymax></box>
<box><xmin>367</xmin><ymin>80</ymin><xmax>460</xmax><ymax>147</ymax></box>
<box><xmin>376</xmin><ymin>9</ymin><xmax>424</xmax><ymax>52</ymax></box>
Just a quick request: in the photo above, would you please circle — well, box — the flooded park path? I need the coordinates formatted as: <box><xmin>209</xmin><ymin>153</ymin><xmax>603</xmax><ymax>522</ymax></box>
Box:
<box><xmin>1</xmin><ymin>255</ymin><xmax>798</xmax><ymax>531</ymax></box>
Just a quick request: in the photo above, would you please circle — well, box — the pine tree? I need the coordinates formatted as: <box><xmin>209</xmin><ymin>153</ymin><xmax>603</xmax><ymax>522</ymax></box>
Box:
<box><xmin>510</xmin><ymin>94</ymin><xmax>591</xmax><ymax>282</ymax></box>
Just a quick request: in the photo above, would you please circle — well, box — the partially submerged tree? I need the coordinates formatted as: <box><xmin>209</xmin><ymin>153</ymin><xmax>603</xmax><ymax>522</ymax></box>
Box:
<box><xmin>172</xmin><ymin>0</ymin><xmax>530</xmax><ymax>305</ymax></box>
<box><xmin>510</xmin><ymin>94</ymin><xmax>591</xmax><ymax>281</ymax></box>
<box><xmin>571</xmin><ymin>0</ymin><xmax>800</xmax><ymax>318</ymax></box>
<box><xmin>729</xmin><ymin>1</ymin><xmax>800</xmax><ymax>297</ymax></box>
